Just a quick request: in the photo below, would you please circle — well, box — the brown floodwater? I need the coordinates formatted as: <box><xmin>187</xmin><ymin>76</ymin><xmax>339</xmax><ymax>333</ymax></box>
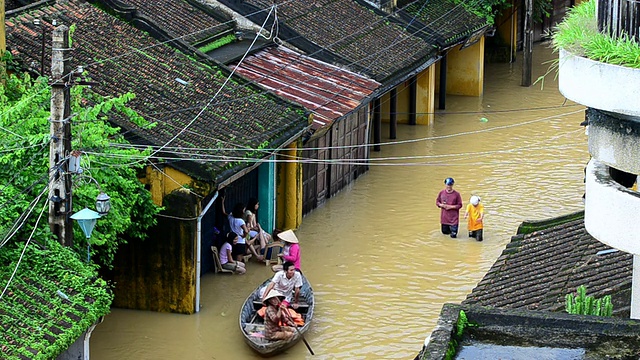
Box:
<box><xmin>91</xmin><ymin>43</ymin><xmax>587</xmax><ymax>360</ymax></box>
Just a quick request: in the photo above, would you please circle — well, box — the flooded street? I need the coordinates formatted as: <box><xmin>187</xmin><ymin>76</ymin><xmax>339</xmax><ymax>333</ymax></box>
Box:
<box><xmin>91</xmin><ymin>44</ymin><xmax>588</xmax><ymax>359</ymax></box>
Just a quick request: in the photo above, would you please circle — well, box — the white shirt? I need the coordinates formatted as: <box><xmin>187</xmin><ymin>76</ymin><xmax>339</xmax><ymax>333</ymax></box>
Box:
<box><xmin>270</xmin><ymin>271</ymin><xmax>303</xmax><ymax>303</ymax></box>
<box><xmin>228</xmin><ymin>214</ymin><xmax>246</xmax><ymax>244</ymax></box>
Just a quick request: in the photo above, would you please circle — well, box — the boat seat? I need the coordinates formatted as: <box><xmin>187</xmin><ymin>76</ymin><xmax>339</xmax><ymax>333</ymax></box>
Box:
<box><xmin>211</xmin><ymin>246</ymin><xmax>233</xmax><ymax>274</ymax></box>
<box><xmin>252</xmin><ymin>300</ymin><xmax>309</xmax><ymax>313</ymax></box>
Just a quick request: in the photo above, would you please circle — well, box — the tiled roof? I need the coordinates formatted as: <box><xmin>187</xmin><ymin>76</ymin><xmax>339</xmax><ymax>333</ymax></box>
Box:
<box><xmin>220</xmin><ymin>0</ymin><xmax>439</xmax><ymax>83</ymax></box>
<box><xmin>463</xmin><ymin>217</ymin><xmax>633</xmax><ymax>316</ymax></box>
<box><xmin>5</xmin><ymin>0</ymin><xmax>23</xmax><ymax>11</ymax></box>
<box><xmin>401</xmin><ymin>0</ymin><xmax>490</xmax><ymax>48</ymax></box>
<box><xmin>6</xmin><ymin>1</ymin><xmax>308</xmax><ymax>181</ymax></box>
<box><xmin>0</xmin><ymin>241</ymin><xmax>112</xmax><ymax>359</ymax></box>
<box><xmin>232</xmin><ymin>46</ymin><xmax>380</xmax><ymax>129</ymax></box>
<box><xmin>100</xmin><ymin>0</ymin><xmax>234</xmax><ymax>47</ymax></box>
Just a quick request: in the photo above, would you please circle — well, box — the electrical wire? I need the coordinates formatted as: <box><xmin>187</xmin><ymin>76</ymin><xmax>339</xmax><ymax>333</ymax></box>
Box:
<box><xmin>81</xmin><ymin>124</ymin><xmax>585</xmax><ymax>168</ymax></box>
<box><xmin>0</xmin><ymin>184</ymin><xmax>49</xmax><ymax>249</ymax></box>
<box><xmin>0</xmin><ymin>193</ymin><xmax>49</xmax><ymax>302</ymax></box>
<box><xmin>103</xmin><ymin>108</ymin><xmax>584</xmax><ymax>155</ymax></box>
<box><xmin>105</xmin><ymin>0</ymin><xmax>488</xmax><ymax>168</ymax></box>
<box><xmin>142</xmin><ymin>5</ymin><xmax>278</xmax><ymax>166</ymax></box>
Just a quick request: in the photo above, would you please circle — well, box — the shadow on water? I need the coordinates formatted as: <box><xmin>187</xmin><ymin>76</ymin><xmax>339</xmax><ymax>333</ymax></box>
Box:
<box><xmin>91</xmin><ymin>43</ymin><xmax>589</xmax><ymax>360</ymax></box>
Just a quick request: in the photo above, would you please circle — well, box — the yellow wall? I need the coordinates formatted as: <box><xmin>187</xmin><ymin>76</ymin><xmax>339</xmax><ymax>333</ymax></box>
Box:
<box><xmin>276</xmin><ymin>141</ymin><xmax>302</xmax><ymax>230</ymax></box>
<box><xmin>416</xmin><ymin>64</ymin><xmax>435</xmax><ymax>125</ymax></box>
<box><xmin>141</xmin><ymin>165</ymin><xmax>213</xmax><ymax>206</ymax></box>
<box><xmin>496</xmin><ymin>1</ymin><xmax>518</xmax><ymax>56</ymax></box>
<box><xmin>380</xmin><ymin>81</ymin><xmax>410</xmax><ymax>123</ymax></box>
<box><xmin>442</xmin><ymin>36</ymin><xmax>485</xmax><ymax>97</ymax></box>
<box><xmin>380</xmin><ymin>65</ymin><xmax>436</xmax><ymax>125</ymax></box>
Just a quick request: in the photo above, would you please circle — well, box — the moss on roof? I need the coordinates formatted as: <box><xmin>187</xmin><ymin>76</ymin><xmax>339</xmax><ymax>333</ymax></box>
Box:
<box><xmin>0</xmin><ymin>240</ymin><xmax>112</xmax><ymax>359</ymax></box>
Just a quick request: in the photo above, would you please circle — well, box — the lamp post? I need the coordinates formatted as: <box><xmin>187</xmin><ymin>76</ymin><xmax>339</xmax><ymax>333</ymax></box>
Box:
<box><xmin>68</xmin><ymin>191</ymin><xmax>111</xmax><ymax>262</ymax></box>
<box><xmin>70</xmin><ymin>208</ymin><xmax>100</xmax><ymax>262</ymax></box>
<box><xmin>70</xmin><ymin>192</ymin><xmax>111</xmax><ymax>262</ymax></box>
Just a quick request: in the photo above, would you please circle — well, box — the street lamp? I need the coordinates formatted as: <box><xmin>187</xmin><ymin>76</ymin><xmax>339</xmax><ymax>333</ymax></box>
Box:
<box><xmin>70</xmin><ymin>208</ymin><xmax>101</xmax><ymax>262</ymax></box>
<box><xmin>96</xmin><ymin>192</ymin><xmax>111</xmax><ymax>215</ymax></box>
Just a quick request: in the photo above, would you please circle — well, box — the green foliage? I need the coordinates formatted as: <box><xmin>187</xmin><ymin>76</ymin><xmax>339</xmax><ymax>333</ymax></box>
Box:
<box><xmin>565</xmin><ymin>285</ymin><xmax>613</xmax><ymax>316</ymax></box>
<box><xmin>69</xmin><ymin>23</ymin><xmax>77</xmax><ymax>47</ymax></box>
<box><xmin>0</xmin><ymin>72</ymin><xmax>159</xmax><ymax>269</ymax></box>
<box><xmin>0</xmin><ymin>238</ymin><xmax>113</xmax><ymax>359</ymax></box>
<box><xmin>553</xmin><ymin>0</ymin><xmax>640</xmax><ymax>68</ymax></box>
<box><xmin>445</xmin><ymin>310</ymin><xmax>478</xmax><ymax>360</ymax></box>
<box><xmin>198</xmin><ymin>34</ymin><xmax>236</xmax><ymax>53</ymax></box>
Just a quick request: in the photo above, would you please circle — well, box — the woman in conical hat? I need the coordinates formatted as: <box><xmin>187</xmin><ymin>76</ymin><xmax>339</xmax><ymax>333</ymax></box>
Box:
<box><xmin>263</xmin><ymin>290</ymin><xmax>296</xmax><ymax>341</ymax></box>
<box><xmin>272</xmin><ymin>229</ymin><xmax>301</xmax><ymax>272</ymax></box>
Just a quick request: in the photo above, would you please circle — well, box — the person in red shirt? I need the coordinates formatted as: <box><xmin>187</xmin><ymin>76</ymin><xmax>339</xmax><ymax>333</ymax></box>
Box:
<box><xmin>435</xmin><ymin>177</ymin><xmax>463</xmax><ymax>238</ymax></box>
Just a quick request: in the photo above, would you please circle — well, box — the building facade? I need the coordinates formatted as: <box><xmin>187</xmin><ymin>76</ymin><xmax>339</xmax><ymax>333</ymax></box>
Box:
<box><xmin>558</xmin><ymin>0</ymin><xmax>640</xmax><ymax>319</ymax></box>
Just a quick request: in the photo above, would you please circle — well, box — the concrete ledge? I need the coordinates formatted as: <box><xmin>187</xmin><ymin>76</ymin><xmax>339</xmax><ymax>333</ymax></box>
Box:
<box><xmin>587</xmin><ymin>108</ymin><xmax>640</xmax><ymax>174</ymax></box>
<box><xmin>417</xmin><ymin>303</ymin><xmax>640</xmax><ymax>360</ymax></box>
<box><xmin>559</xmin><ymin>49</ymin><xmax>640</xmax><ymax>116</ymax></box>
<box><xmin>585</xmin><ymin>159</ymin><xmax>640</xmax><ymax>254</ymax></box>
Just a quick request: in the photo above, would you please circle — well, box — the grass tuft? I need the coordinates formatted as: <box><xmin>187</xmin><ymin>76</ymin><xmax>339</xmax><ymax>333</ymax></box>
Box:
<box><xmin>552</xmin><ymin>0</ymin><xmax>640</xmax><ymax>68</ymax></box>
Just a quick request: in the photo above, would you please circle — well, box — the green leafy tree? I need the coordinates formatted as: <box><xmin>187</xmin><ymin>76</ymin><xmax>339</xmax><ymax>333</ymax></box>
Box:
<box><xmin>0</xmin><ymin>70</ymin><xmax>159</xmax><ymax>268</ymax></box>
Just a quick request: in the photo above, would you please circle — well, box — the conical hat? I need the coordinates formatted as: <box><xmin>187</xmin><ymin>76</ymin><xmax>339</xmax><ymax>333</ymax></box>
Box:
<box><xmin>277</xmin><ymin>229</ymin><xmax>299</xmax><ymax>244</ymax></box>
<box><xmin>263</xmin><ymin>289</ymin><xmax>285</xmax><ymax>304</ymax></box>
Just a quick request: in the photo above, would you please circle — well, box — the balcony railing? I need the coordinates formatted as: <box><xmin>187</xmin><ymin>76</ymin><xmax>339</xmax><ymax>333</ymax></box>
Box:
<box><xmin>598</xmin><ymin>0</ymin><xmax>640</xmax><ymax>41</ymax></box>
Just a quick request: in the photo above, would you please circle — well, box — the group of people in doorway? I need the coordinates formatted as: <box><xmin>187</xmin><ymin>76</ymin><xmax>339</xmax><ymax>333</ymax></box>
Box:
<box><xmin>214</xmin><ymin>195</ymin><xmax>306</xmax><ymax>341</ymax></box>
<box><xmin>216</xmin><ymin>195</ymin><xmax>302</xmax><ymax>276</ymax></box>
<box><xmin>436</xmin><ymin>177</ymin><xmax>484</xmax><ymax>242</ymax></box>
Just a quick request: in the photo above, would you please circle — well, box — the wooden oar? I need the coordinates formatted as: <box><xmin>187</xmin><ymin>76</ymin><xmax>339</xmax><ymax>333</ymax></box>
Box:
<box><xmin>280</xmin><ymin>302</ymin><xmax>314</xmax><ymax>355</ymax></box>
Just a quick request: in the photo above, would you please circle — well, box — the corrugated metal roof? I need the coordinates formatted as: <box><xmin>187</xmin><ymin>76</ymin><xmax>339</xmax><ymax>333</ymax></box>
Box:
<box><xmin>232</xmin><ymin>46</ymin><xmax>380</xmax><ymax>129</ymax></box>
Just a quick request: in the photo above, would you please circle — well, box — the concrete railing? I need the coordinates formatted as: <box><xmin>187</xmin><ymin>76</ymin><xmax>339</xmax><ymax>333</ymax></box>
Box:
<box><xmin>585</xmin><ymin>159</ymin><xmax>640</xmax><ymax>254</ymax></box>
<box><xmin>558</xmin><ymin>49</ymin><xmax>640</xmax><ymax>117</ymax></box>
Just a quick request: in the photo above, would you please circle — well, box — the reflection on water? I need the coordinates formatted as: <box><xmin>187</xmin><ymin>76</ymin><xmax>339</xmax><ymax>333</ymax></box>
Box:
<box><xmin>457</xmin><ymin>344</ymin><xmax>585</xmax><ymax>360</ymax></box>
<box><xmin>91</xmin><ymin>44</ymin><xmax>587</xmax><ymax>359</ymax></box>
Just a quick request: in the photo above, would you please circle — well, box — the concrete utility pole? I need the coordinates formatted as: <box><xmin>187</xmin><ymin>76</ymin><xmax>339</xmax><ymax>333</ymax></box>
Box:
<box><xmin>49</xmin><ymin>25</ymin><xmax>73</xmax><ymax>246</ymax></box>
<box><xmin>521</xmin><ymin>0</ymin><xmax>533</xmax><ymax>86</ymax></box>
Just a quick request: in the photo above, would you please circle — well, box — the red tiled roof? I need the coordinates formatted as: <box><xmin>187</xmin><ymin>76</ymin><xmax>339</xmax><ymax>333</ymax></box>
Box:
<box><xmin>220</xmin><ymin>0</ymin><xmax>439</xmax><ymax>83</ymax></box>
<box><xmin>232</xmin><ymin>46</ymin><xmax>380</xmax><ymax>129</ymax></box>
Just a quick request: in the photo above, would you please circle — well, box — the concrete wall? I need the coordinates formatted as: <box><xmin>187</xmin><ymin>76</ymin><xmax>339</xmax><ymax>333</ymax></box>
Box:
<box><xmin>438</xmin><ymin>37</ymin><xmax>485</xmax><ymax>97</ymax></box>
<box><xmin>495</xmin><ymin>1</ymin><xmax>518</xmax><ymax>61</ymax></box>
<box><xmin>379</xmin><ymin>64</ymin><xmax>435</xmax><ymax>125</ymax></box>
<box><xmin>587</xmin><ymin>108</ymin><xmax>640</xmax><ymax>175</ymax></box>
<box><xmin>380</xmin><ymin>81</ymin><xmax>410</xmax><ymax>123</ymax></box>
<box><xmin>585</xmin><ymin>159</ymin><xmax>640</xmax><ymax>255</ymax></box>
<box><xmin>142</xmin><ymin>165</ymin><xmax>213</xmax><ymax>206</ymax></box>
<box><xmin>416</xmin><ymin>64</ymin><xmax>435</xmax><ymax>125</ymax></box>
<box><xmin>110</xmin><ymin>188</ymin><xmax>199</xmax><ymax>314</ymax></box>
<box><xmin>559</xmin><ymin>49</ymin><xmax>640</xmax><ymax>117</ymax></box>
<box><xmin>276</xmin><ymin>141</ymin><xmax>302</xmax><ymax>230</ymax></box>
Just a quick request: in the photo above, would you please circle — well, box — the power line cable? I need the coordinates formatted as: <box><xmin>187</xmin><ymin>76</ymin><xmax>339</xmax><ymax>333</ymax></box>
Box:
<box><xmin>103</xmin><ymin>108</ymin><xmax>584</xmax><ymax>155</ymax></box>
<box><xmin>0</xmin><ymin>194</ymin><xmax>48</xmax><ymax>303</ymax></box>
<box><xmin>121</xmin><ymin>0</ymin><xmax>475</xmax><ymax>167</ymax></box>
<box><xmin>83</xmin><ymin>120</ymin><xmax>586</xmax><ymax>167</ymax></box>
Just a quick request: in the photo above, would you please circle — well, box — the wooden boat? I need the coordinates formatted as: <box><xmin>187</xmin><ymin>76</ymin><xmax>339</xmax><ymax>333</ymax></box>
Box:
<box><xmin>239</xmin><ymin>273</ymin><xmax>314</xmax><ymax>356</ymax></box>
